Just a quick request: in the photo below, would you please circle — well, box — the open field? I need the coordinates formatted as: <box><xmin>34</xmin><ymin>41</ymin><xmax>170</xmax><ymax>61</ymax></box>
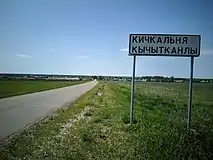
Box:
<box><xmin>1</xmin><ymin>82</ymin><xmax>213</xmax><ymax>159</ymax></box>
<box><xmin>0</xmin><ymin>80</ymin><xmax>89</xmax><ymax>98</ymax></box>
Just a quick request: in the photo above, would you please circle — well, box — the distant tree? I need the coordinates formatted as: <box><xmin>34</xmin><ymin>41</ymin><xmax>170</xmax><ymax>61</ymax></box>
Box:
<box><xmin>98</xmin><ymin>76</ymin><xmax>104</xmax><ymax>80</ymax></box>
<box><xmin>93</xmin><ymin>76</ymin><xmax>97</xmax><ymax>80</ymax></box>
<box><xmin>147</xmin><ymin>78</ymin><xmax>151</xmax><ymax>82</ymax></box>
<box><xmin>170</xmin><ymin>76</ymin><xmax>174</xmax><ymax>82</ymax></box>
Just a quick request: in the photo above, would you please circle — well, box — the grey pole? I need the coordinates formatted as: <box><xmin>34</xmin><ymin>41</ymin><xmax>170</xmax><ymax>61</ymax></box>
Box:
<box><xmin>130</xmin><ymin>55</ymin><xmax>136</xmax><ymax>123</ymax></box>
<box><xmin>187</xmin><ymin>56</ymin><xmax>194</xmax><ymax>133</ymax></box>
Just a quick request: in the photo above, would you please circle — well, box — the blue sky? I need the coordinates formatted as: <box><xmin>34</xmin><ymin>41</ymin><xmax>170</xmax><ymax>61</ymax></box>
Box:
<box><xmin>0</xmin><ymin>0</ymin><xmax>213</xmax><ymax>78</ymax></box>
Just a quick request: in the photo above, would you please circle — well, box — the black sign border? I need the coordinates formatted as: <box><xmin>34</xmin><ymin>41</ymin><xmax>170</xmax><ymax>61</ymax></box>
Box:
<box><xmin>128</xmin><ymin>34</ymin><xmax>201</xmax><ymax>57</ymax></box>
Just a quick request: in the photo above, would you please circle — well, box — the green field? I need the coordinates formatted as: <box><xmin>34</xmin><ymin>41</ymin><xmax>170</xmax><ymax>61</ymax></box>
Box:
<box><xmin>0</xmin><ymin>80</ymin><xmax>89</xmax><ymax>98</ymax></box>
<box><xmin>1</xmin><ymin>82</ymin><xmax>213</xmax><ymax>159</ymax></box>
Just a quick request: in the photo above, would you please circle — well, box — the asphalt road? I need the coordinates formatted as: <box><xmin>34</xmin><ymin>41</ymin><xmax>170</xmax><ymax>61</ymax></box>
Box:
<box><xmin>0</xmin><ymin>80</ymin><xmax>98</xmax><ymax>140</ymax></box>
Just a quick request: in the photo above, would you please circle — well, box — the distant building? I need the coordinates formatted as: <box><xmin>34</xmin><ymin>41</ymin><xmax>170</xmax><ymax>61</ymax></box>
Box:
<box><xmin>70</xmin><ymin>77</ymin><xmax>80</xmax><ymax>81</ymax></box>
<box><xmin>150</xmin><ymin>79</ymin><xmax>156</xmax><ymax>82</ymax></box>
<box><xmin>175</xmin><ymin>80</ymin><xmax>184</xmax><ymax>83</ymax></box>
<box><xmin>141</xmin><ymin>79</ymin><xmax>147</xmax><ymax>82</ymax></box>
<box><xmin>201</xmin><ymin>80</ymin><xmax>208</xmax><ymax>83</ymax></box>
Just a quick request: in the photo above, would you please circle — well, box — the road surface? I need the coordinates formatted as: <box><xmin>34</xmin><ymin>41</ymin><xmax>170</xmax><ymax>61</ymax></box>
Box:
<box><xmin>0</xmin><ymin>80</ymin><xmax>98</xmax><ymax>140</ymax></box>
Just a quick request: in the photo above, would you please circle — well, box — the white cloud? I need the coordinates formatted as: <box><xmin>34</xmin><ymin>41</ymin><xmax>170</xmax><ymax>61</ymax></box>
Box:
<box><xmin>16</xmin><ymin>54</ymin><xmax>31</xmax><ymax>59</ymax></box>
<box><xmin>120</xmin><ymin>48</ymin><xmax>129</xmax><ymax>52</ymax></box>
<box><xmin>76</xmin><ymin>55</ymin><xmax>89</xmax><ymax>59</ymax></box>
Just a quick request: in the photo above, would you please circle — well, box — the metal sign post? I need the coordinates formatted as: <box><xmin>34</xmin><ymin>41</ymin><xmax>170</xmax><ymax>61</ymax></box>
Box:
<box><xmin>130</xmin><ymin>55</ymin><xmax>136</xmax><ymax>123</ymax></box>
<box><xmin>187</xmin><ymin>56</ymin><xmax>194</xmax><ymax>133</ymax></box>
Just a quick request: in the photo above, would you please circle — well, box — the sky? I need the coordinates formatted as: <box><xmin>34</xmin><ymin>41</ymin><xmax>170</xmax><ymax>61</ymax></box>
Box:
<box><xmin>0</xmin><ymin>0</ymin><xmax>213</xmax><ymax>78</ymax></box>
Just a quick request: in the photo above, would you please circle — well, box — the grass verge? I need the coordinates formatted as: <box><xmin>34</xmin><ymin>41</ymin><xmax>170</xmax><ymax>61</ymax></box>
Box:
<box><xmin>0</xmin><ymin>82</ymin><xmax>213</xmax><ymax>159</ymax></box>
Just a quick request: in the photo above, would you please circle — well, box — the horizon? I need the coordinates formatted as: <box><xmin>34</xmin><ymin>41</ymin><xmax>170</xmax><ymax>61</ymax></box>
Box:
<box><xmin>0</xmin><ymin>0</ymin><xmax>213</xmax><ymax>78</ymax></box>
<box><xmin>0</xmin><ymin>72</ymin><xmax>212</xmax><ymax>79</ymax></box>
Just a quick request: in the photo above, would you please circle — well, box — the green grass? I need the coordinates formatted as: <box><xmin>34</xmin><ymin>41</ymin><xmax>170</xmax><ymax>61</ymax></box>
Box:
<box><xmin>0</xmin><ymin>80</ymin><xmax>89</xmax><ymax>98</ymax></box>
<box><xmin>0</xmin><ymin>82</ymin><xmax>213</xmax><ymax>159</ymax></box>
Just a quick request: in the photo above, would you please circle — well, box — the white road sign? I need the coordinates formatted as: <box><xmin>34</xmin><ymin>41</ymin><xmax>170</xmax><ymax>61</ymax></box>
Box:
<box><xmin>129</xmin><ymin>34</ymin><xmax>201</xmax><ymax>57</ymax></box>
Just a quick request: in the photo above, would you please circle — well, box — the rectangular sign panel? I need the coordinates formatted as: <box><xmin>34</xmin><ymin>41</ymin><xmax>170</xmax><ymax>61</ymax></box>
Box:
<box><xmin>129</xmin><ymin>34</ymin><xmax>201</xmax><ymax>57</ymax></box>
